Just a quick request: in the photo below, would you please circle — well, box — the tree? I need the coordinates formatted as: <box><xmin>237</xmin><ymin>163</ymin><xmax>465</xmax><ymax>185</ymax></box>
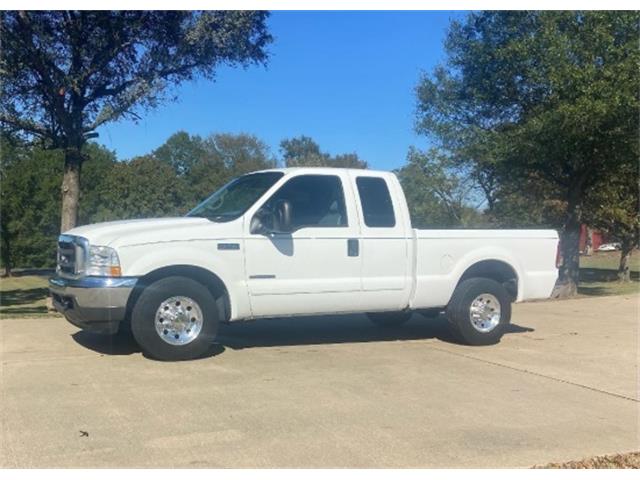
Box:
<box><xmin>280</xmin><ymin>136</ymin><xmax>327</xmax><ymax>166</ymax></box>
<box><xmin>1</xmin><ymin>144</ymin><xmax>63</xmax><ymax>270</ymax></box>
<box><xmin>153</xmin><ymin>131</ymin><xmax>208</xmax><ymax>177</ymax></box>
<box><xmin>90</xmin><ymin>155</ymin><xmax>189</xmax><ymax>222</ymax></box>
<box><xmin>154</xmin><ymin>131</ymin><xmax>276</xmax><ymax>207</ymax></box>
<box><xmin>415</xmin><ymin>11</ymin><xmax>639</xmax><ymax>296</ymax></box>
<box><xmin>206</xmin><ymin>133</ymin><xmax>276</xmax><ymax>178</ymax></box>
<box><xmin>0</xmin><ymin>140</ymin><xmax>118</xmax><ymax>272</ymax></box>
<box><xmin>0</xmin><ymin>11</ymin><xmax>272</xmax><ymax>232</ymax></box>
<box><xmin>396</xmin><ymin>147</ymin><xmax>485</xmax><ymax>229</ymax></box>
<box><xmin>280</xmin><ymin>135</ymin><xmax>367</xmax><ymax>168</ymax></box>
<box><xmin>584</xmin><ymin>163</ymin><xmax>640</xmax><ymax>282</ymax></box>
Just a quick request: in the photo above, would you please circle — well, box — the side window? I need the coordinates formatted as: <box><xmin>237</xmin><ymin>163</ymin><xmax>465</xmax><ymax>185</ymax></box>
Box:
<box><xmin>356</xmin><ymin>177</ymin><xmax>396</xmax><ymax>228</ymax></box>
<box><xmin>265</xmin><ymin>175</ymin><xmax>348</xmax><ymax>229</ymax></box>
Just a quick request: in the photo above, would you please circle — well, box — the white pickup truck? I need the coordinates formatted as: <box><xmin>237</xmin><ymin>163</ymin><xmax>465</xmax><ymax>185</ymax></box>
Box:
<box><xmin>49</xmin><ymin>167</ymin><xmax>558</xmax><ymax>360</ymax></box>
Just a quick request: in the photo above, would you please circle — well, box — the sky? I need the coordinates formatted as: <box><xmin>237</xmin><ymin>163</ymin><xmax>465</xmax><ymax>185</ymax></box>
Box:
<box><xmin>96</xmin><ymin>11</ymin><xmax>467</xmax><ymax>171</ymax></box>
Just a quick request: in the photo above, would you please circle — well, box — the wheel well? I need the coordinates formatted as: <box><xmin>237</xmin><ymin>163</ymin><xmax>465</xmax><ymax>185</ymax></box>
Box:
<box><xmin>125</xmin><ymin>265</ymin><xmax>231</xmax><ymax>324</ymax></box>
<box><xmin>457</xmin><ymin>260</ymin><xmax>518</xmax><ymax>301</ymax></box>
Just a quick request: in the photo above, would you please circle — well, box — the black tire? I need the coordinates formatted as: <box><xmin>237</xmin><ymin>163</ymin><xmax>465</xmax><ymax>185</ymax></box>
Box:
<box><xmin>131</xmin><ymin>276</ymin><xmax>219</xmax><ymax>361</ymax></box>
<box><xmin>367</xmin><ymin>311</ymin><xmax>412</xmax><ymax>327</ymax></box>
<box><xmin>446</xmin><ymin>277</ymin><xmax>511</xmax><ymax>346</ymax></box>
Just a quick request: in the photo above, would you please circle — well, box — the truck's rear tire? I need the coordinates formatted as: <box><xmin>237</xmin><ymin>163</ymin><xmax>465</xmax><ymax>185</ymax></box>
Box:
<box><xmin>446</xmin><ymin>277</ymin><xmax>511</xmax><ymax>345</ymax></box>
<box><xmin>131</xmin><ymin>276</ymin><xmax>219</xmax><ymax>361</ymax></box>
<box><xmin>367</xmin><ymin>311</ymin><xmax>412</xmax><ymax>327</ymax></box>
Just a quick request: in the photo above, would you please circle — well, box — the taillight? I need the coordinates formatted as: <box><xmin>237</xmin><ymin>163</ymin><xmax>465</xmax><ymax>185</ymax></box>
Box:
<box><xmin>555</xmin><ymin>239</ymin><xmax>562</xmax><ymax>268</ymax></box>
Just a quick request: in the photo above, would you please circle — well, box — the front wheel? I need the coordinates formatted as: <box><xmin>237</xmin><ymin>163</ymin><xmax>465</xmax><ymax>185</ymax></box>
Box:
<box><xmin>131</xmin><ymin>276</ymin><xmax>219</xmax><ymax>360</ymax></box>
<box><xmin>446</xmin><ymin>277</ymin><xmax>511</xmax><ymax>345</ymax></box>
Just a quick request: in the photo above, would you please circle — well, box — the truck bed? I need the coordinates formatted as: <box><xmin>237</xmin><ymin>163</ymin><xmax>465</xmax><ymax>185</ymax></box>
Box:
<box><xmin>410</xmin><ymin>229</ymin><xmax>558</xmax><ymax>309</ymax></box>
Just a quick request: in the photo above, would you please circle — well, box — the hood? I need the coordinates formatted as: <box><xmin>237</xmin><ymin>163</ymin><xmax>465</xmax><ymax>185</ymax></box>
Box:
<box><xmin>64</xmin><ymin>217</ymin><xmax>234</xmax><ymax>248</ymax></box>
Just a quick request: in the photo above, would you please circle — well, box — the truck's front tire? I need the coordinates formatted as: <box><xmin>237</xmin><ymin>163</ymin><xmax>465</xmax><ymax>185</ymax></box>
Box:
<box><xmin>446</xmin><ymin>277</ymin><xmax>511</xmax><ymax>345</ymax></box>
<box><xmin>131</xmin><ymin>276</ymin><xmax>219</xmax><ymax>361</ymax></box>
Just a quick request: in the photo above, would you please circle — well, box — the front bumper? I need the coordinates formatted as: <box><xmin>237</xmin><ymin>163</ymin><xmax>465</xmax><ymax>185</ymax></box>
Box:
<box><xmin>49</xmin><ymin>275</ymin><xmax>138</xmax><ymax>334</ymax></box>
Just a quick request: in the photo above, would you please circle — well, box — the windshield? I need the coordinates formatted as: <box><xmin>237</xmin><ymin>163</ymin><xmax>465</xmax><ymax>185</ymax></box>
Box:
<box><xmin>187</xmin><ymin>171</ymin><xmax>284</xmax><ymax>222</ymax></box>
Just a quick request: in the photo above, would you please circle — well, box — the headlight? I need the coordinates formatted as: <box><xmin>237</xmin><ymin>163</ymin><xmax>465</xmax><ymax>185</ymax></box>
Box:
<box><xmin>86</xmin><ymin>245</ymin><xmax>121</xmax><ymax>277</ymax></box>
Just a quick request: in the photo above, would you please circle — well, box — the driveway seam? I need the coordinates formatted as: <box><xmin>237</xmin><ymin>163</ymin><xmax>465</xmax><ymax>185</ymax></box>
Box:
<box><xmin>427</xmin><ymin>344</ymin><xmax>638</xmax><ymax>403</ymax></box>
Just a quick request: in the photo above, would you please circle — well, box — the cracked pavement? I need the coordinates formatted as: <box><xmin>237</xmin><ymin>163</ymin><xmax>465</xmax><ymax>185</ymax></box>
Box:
<box><xmin>1</xmin><ymin>294</ymin><xmax>638</xmax><ymax>467</ymax></box>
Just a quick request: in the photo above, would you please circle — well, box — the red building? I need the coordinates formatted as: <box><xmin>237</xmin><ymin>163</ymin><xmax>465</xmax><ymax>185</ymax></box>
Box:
<box><xmin>579</xmin><ymin>225</ymin><xmax>606</xmax><ymax>253</ymax></box>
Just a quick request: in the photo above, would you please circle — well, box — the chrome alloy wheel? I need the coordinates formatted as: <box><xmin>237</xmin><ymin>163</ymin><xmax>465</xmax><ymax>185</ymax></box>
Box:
<box><xmin>154</xmin><ymin>296</ymin><xmax>204</xmax><ymax>346</ymax></box>
<box><xmin>469</xmin><ymin>293</ymin><xmax>501</xmax><ymax>333</ymax></box>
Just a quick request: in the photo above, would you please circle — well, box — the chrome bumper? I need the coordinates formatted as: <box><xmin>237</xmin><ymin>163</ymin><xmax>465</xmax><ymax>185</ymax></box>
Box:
<box><xmin>49</xmin><ymin>275</ymin><xmax>138</xmax><ymax>334</ymax></box>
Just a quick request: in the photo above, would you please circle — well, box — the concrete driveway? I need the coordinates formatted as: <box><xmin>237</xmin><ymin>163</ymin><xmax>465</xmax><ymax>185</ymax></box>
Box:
<box><xmin>1</xmin><ymin>294</ymin><xmax>638</xmax><ymax>467</ymax></box>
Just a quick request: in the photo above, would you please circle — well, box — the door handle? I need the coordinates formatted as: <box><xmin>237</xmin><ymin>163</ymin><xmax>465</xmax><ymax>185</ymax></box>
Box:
<box><xmin>347</xmin><ymin>238</ymin><xmax>359</xmax><ymax>257</ymax></box>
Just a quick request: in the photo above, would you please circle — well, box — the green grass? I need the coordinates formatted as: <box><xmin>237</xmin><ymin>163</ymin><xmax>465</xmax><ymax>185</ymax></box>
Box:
<box><xmin>580</xmin><ymin>250</ymin><xmax>640</xmax><ymax>272</ymax></box>
<box><xmin>0</xmin><ymin>274</ymin><xmax>51</xmax><ymax>316</ymax></box>
<box><xmin>578</xmin><ymin>250</ymin><xmax>639</xmax><ymax>297</ymax></box>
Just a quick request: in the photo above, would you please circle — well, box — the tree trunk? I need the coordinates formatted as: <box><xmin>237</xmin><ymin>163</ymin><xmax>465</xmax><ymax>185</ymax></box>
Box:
<box><xmin>618</xmin><ymin>240</ymin><xmax>633</xmax><ymax>282</ymax></box>
<box><xmin>0</xmin><ymin>243</ymin><xmax>12</xmax><ymax>277</ymax></box>
<box><xmin>584</xmin><ymin>226</ymin><xmax>593</xmax><ymax>256</ymax></box>
<box><xmin>0</xmin><ymin>217</ymin><xmax>12</xmax><ymax>277</ymax></box>
<box><xmin>553</xmin><ymin>198</ymin><xmax>581</xmax><ymax>298</ymax></box>
<box><xmin>60</xmin><ymin>148</ymin><xmax>83</xmax><ymax>233</ymax></box>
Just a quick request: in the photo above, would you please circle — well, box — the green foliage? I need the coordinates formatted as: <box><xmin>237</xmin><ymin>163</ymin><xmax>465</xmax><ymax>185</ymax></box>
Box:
<box><xmin>206</xmin><ymin>133</ymin><xmax>277</xmax><ymax>178</ymax></box>
<box><xmin>0</xmin><ymin>131</ymin><xmax>279</xmax><ymax>269</ymax></box>
<box><xmin>1</xmin><ymin>142</ymin><xmax>63</xmax><ymax>268</ymax></box>
<box><xmin>415</xmin><ymin>11</ymin><xmax>640</xmax><ymax>292</ymax></box>
<box><xmin>0</xmin><ymin>11</ymin><xmax>272</xmax><ymax>147</ymax></box>
<box><xmin>583</xmin><ymin>162</ymin><xmax>640</xmax><ymax>280</ymax></box>
<box><xmin>280</xmin><ymin>136</ymin><xmax>367</xmax><ymax>169</ymax></box>
<box><xmin>90</xmin><ymin>155</ymin><xmax>189</xmax><ymax>222</ymax></box>
<box><xmin>0</xmin><ymin>11</ymin><xmax>272</xmax><ymax>231</ymax></box>
<box><xmin>153</xmin><ymin>131</ymin><xmax>208</xmax><ymax>177</ymax></box>
<box><xmin>396</xmin><ymin>148</ymin><xmax>486</xmax><ymax>228</ymax></box>
<box><xmin>155</xmin><ymin>131</ymin><xmax>276</xmax><ymax>209</ymax></box>
<box><xmin>583</xmin><ymin>163</ymin><xmax>639</xmax><ymax>246</ymax></box>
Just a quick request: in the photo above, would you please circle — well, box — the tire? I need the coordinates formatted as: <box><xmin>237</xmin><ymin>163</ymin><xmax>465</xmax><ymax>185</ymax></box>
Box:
<box><xmin>445</xmin><ymin>277</ymin><xmax>511</xmax><ymax>346</ymax></box>
<box><xmin>367</xmin><ymin>311</ymin><xmax>412</xmax><ymax>327</ymax></box>
<box><xmin>131</xmin><ymin>276</ymin><xmax>219</xmax><ymax>361</ymax></box>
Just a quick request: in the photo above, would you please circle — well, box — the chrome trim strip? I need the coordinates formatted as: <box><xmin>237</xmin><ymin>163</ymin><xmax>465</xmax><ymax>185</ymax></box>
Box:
<box><xmin>49</xmin><ymin>276</ymin><xmax>138</xmax><ymax>289</ymax></box>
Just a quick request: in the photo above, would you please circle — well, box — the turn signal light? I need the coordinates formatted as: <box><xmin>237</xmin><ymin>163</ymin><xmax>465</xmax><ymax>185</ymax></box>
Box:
<box><xmin>110</xmin><ymin>266</ymin><xmax>122</xmax><ymax>277</ymax></box>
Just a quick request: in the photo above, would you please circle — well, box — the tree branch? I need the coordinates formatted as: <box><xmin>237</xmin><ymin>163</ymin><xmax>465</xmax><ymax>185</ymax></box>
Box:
<box><xmin>0</xmin><ymin>114</ymin><xmax>51</xmax><ymax>138</ymax></box>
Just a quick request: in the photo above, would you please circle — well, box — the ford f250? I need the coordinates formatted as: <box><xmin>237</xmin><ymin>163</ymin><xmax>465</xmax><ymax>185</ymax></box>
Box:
<box><xmin>49</xmin><ymin>168</ymin><xmax>559</xmax><ymax>360</ymax></box>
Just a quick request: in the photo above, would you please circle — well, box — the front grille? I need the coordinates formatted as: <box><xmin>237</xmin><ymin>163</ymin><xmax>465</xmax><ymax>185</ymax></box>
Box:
<box><xmin>58</xmin><ymin>240</ymin><xmax>76</xmax><ymax>274</ymax></box>
<box><xmin>57</xmin><ymin>235</ymin><xmax>87</xmax><ymax>276</ymax></box>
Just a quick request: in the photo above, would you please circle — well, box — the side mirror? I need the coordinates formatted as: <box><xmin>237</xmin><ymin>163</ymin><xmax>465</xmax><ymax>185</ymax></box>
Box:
<box><xmin>273</xmin><ymin>199</ymin><xmax>292</xmax><ymax>233</ymax></box>
<box><xmin>250</xmin><ymin>199</ymin><xmax>293</xmax><ymax>235</ymax></box>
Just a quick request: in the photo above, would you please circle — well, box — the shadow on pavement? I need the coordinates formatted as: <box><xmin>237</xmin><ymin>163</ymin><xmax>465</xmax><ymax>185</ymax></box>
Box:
<box><xmin>72</xmin><ymin>331</ymin><xmax>141</xmax><ymax>355</ymax></box>
<box><xmin>217</xmin><ymin>313</ymin><xmax>534</xmax><ymax>350</ymax></box>
<box><xmin>71</xmin><ymin>330</ymin><xmax>226</xmax><ymax>360</ymax></box>
<box><xmin>71</xmin><ymin>314</ymin><xmax>533</xmax><ymax>357</ymax></box>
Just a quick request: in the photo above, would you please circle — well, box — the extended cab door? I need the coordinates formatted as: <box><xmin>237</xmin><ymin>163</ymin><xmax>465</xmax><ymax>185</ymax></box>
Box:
<box><xmin>350</xmin><ymin>173</ymin><xmax>412</xmax><ymax>311</ymax></box>
<box><xmin>244</xmin><ymin>171</ymin><xmax>363</xmax><ymax>317</ymax></box>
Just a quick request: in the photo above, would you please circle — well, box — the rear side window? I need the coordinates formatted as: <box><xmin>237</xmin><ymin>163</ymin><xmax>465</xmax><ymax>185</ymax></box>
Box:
<box><xmin>356</xmin><ymin>177</ymin><xmax>396</xmax><ymax>228</ymax></box>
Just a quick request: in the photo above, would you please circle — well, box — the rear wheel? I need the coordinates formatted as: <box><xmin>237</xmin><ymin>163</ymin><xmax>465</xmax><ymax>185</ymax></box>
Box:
<box><xmin>131</xmin><ymin>276</ymin><xmax>219</xmax><ymax>360</ymax></box>
<box><xmin>446</xmin><ymin>277</ymin><xmax>511</xmax><ymax>345</ymax></box>
<box><xmin>367</xmin><ymin>311</ymin><xmax>412</xmax><ymax>327</ymax></box>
